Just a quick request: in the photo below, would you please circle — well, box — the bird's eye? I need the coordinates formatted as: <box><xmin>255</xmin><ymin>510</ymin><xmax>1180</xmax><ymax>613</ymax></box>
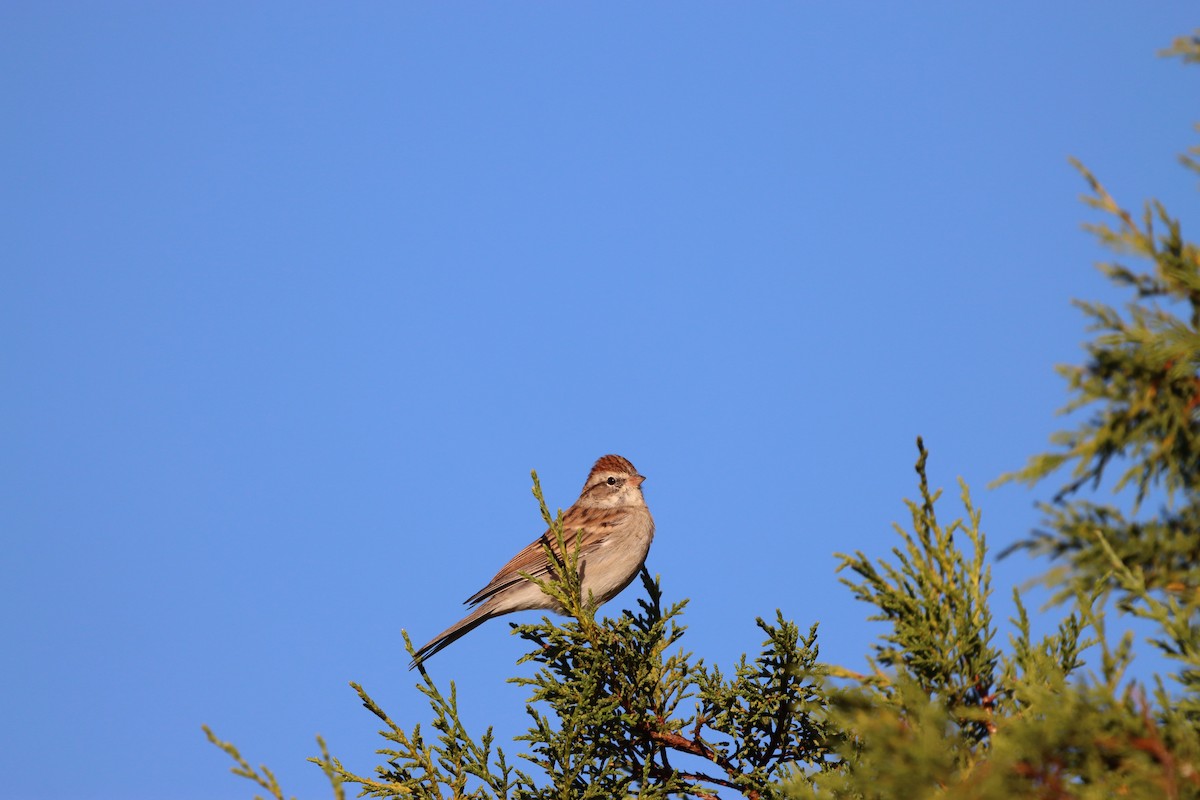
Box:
<box><xmin>606</xmin><ymin>477</ymin><xmax>617</xmax><ymax>485</ymax></box>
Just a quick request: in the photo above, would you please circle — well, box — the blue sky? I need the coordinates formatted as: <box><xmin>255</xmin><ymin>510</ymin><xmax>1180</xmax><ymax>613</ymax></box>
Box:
<box><xmin>2</xmin><ymin>5</ymin><xmax>1197</xmax><ymax>799</ymax></box>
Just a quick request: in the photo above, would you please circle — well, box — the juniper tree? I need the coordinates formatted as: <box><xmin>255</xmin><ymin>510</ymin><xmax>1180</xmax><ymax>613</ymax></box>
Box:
<box><xmin>207</xmin><ymin>31</ymin><xmax>1200</xmax><ymax>800</ymax></box>
<box><xmin>797</xmin><ymin>440</ymin><xmax>1200</xmax><ymax>800</ymax></box>
<box><xmin>794</xmin><ymin>31</ymin><xmax>1200</xmax><ymax>800</ymax></box>
<box><xmin>209</xmin><ymin>472</ymin><xmax>833</xmax><ymax>799</ymax></box>
<box><xmin>995</xmin><ymin>31</ymin><xmax>1200</xmax><ymax>716</ymax></box>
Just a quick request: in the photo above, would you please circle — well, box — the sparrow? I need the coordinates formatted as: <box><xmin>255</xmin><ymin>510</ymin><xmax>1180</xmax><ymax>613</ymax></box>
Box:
<box><xmin>409</xmin><ymin>454</ymin><xmax>654</xmax><ymax>668</ymax></box>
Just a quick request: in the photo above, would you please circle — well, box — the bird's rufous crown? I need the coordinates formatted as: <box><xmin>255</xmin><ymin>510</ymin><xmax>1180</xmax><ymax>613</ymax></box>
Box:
<box><xmin>589</xmin><ymin>454</ymin><xmax>638</xmax><ymax>475</ymax></box>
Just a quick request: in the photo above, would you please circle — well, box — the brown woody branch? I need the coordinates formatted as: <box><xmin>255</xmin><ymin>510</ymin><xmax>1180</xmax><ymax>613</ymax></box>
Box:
<box><xmin>641</xmin><ymin>724</ymin><xmax>759</xmax><ymax>800</ymax></box>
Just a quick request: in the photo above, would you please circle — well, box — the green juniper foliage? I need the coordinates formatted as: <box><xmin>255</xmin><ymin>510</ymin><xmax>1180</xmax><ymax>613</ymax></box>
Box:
<box><xmin>795</xmin><ymin>443</ymin><xmax>1200</xmax><ymax>800</ymax></box>
<box><xmin>830</xmin><ymin>438</ymin><xmax>1000</xmax><ymax>747</ymax></box>
<box><xmin>207</xmin><ymin>32</ymin><xmax>1200</xmax><ymax>800</ymax></box>
<box><xmin>507</xmin><ymin>478</ymin><xmax>829</xmax><ymax>799</ymax></box>
<box><xmin>211</xmin><ymin>473</ymin><xmax>832</xmax><ymax>800</ymax></box>
<box><xmin>994</xmin><ymin>31</ymin><xmax>1200</xmax><ymax>716</ymax></box>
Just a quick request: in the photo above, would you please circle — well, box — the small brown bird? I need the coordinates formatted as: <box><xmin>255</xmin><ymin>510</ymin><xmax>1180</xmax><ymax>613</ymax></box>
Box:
<box><xmin>409</xmin><ymin>455</ymin><xmax>654</xmax><ymax>668</ymax></box>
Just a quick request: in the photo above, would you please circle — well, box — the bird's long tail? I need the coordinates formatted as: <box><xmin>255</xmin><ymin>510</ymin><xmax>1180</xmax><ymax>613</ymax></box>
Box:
<box><xmin>408</xmin><ymin>604</ymin><xmax>494</xmax><ymax>669</ymax></box>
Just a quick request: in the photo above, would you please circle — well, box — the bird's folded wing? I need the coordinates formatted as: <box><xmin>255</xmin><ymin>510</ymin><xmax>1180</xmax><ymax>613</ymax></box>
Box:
<box><xmin>462</xmin><ymin>507</ymin><xmax>628</xmax><ymax>607</ymax></box>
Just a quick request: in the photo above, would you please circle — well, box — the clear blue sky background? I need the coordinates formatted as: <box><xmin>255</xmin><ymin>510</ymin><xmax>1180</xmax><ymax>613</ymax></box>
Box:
<box><xmin>3</xmin><ymin>5</ymin><xmax>1197</xmax><ymax>799</ymax></box>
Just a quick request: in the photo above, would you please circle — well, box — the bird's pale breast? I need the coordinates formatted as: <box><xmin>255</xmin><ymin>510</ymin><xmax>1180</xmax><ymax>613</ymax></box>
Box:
<box><xmin>580</xmin><ymin>506</ymin><xmax>654</xmax><ymax>604</ymax></box>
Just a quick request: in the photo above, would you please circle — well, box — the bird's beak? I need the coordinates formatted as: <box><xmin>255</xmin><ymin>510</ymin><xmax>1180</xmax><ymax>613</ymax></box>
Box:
<box><xmin>630</xmin><ymin>474</ymin><xmax>646</xmax><ymax>488</ymax></box>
